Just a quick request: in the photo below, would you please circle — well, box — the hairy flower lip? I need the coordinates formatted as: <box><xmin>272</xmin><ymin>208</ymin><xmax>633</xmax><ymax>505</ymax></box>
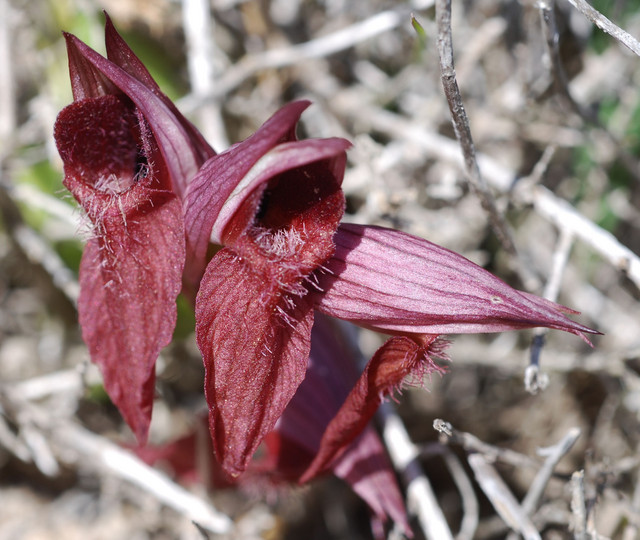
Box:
<box><xmin>183</xmin><ymin>100</ymin><xmax>350</xmax><ymax>286</ymax></box>
<box><xmin>212</xmin><ymin>138</ymin><xmax>351</xmax><ymax>245</ymax></box>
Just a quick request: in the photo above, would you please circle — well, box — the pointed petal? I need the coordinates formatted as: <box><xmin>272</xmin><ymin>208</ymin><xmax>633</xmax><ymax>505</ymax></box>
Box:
<box><xmin>195</xmin><ymin>248</ymin><xmax>315</xmax><ymax>477</ymax></box>
<box><xmin>183</xmin><ymin>101</ymin><xmax>315</xmax><ymax>280</ymax></box>
<box><xmin>63</xmin><ymin>32</ymin><xmax>211</xmax><ymax>198</ymax></box>
<box><xmin>55</xmin><ymin>95</ymin><xmax>185</xmax><ymax>443</ymax></box>
<box><xmin>315</xmin><ymin>224</ymin><xmax>598</xmax><ymax>339</ymax></box>
<box><xmin>78</xmin><ymin>194</ymin><xmax>185</xmax><ymax>443</ymax></box>
<box><xmin>332</xmin><ymin>428</ymin><xmax>412</xmax><ymax>538</ymax></box>
<box><xmin>300</xmin><ymin>335</ymin><xmax>443</xmax><ymax>482</ymax></box>
<box><xmin>103</xmin><ymin>13</ymin><xmax>215</xmax><ymax>164</ymax></box>
<box><xmin>64</xmin><ymin>31</ymin><xmax>117</xmax><ymax>100</ymax></box>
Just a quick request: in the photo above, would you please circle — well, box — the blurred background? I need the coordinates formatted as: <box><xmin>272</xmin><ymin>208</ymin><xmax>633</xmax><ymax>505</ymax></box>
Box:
<box><xmin>1</xmin><ymin>0</ymin><xmax>640</xmax><ymax>538</ymax></box>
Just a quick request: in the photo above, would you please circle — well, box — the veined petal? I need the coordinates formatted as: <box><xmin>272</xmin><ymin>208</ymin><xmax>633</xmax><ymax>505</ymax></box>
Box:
<box><xmin>55</xmin><ymin>94</ymin><xmax>185</xmax><ymax>444</ymax></box>
<box><xmin>63</xmin><ymin>28</ymin><xmax>212</xmax><ymax>198</ymax></box>
<box><xmin>195</xmin><ymin>145</ymin><xmax>346</xmax><ymax>476</ymax></box>
<box><xmin>195</xmin><ymin>248</ymin><xmax>315</xmax><ymax>477</ymax></box>
<box><xmin>78</xmin><ymin>194</ymin><xmax>184</xmax><ymax>443</ymax></box>
<box><xmin>315</xmin><ymin>224</ymin><xmax>598</xmax><ymax>340</ymax></box>
<box><xmin>332</xmin><ymin>429</ymin><xmax>412</xmax><ymax>539</ymax></box>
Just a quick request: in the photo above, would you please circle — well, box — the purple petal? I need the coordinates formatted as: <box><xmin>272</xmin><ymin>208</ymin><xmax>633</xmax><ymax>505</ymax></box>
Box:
<box><xmin>195</xmin><ymin>247</ymin><xmax>315</xmax><ymax>477</ymax></box>
<box><xmin>315</xmin><ymin>224</ymin><xmax>598</xmax><ymax>339</ymax></box>
<box><xmin>77</xmin><ymin>195</ymin><xmax>185</xmax><ymax>443</ymax></box>
<box><xmin>103</xmin><ymin>13</ymin><xmax>214</xmax><ymax>165</ymax></box>
<box><xmin>276</xmin><ymin>314</ymin><xmax>411</xmax><ymax>534</ymax></box>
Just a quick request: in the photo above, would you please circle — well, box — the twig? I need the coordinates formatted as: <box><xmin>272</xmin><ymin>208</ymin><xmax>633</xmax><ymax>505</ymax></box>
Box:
<box><xmin>467</xmin><ymin>453</ymin><xmax>541</xmax><ymax>540</ymax></box>
<box><xmin>0</xmin><ymin>0</ymin><xmax>15</xmax><ymax>153</ymax></box>
<box><xmin>538</xmin><ymin>0</ymin><xmax>595</xmax><ymax>121</ymax></box>
<box><xmin>181</xmin><ymin>0</ymin><xmax>229</xmax><ymax>150</ymax></box>
<box><xmin>378</xmin><ymin>403</ymin><xmax>454</xmax><ymax>540</ymax></box>
<box><xmin>433</xmin><ymin>419</ymin><xmax>541</xmax><ymax>471</ymax></box>
<box><xmin>0</xmin><ymin>382</ymin><xmax>233</xmax><ymax>535</ymax></box>
<box><xmin>53</xmin><ymin>422</ymin><xmax>233</xmax><ymax>535</ymax></box>
<box><xmin>571</xmin><ymin>470</ymin><xmax>588</xmax><ymax>540</ymax></box>
<box><xmin>521</xmin><ymin>427</ymin><xmax>581</xmax><ymax>515</ymax></box>
<box><xmin>432</xmin><ymin>5</ymin><xmax>520</xmax><ymax>265</ymax></box>
<box><xmin>561</xmin><ymin>0</ymin><xmax>640</xmax><ymax>57</ymax></box>
<box><xmin>422</xmin><ymin>444</ymin><xmax>479</xmax><ymax>540</ymax></box>
<box><xmin>526</xmin><ymin>227</ymin><xmax>575</xmax><ymax>393</ymax></box>
<box><xmin>179</xmin><ymin>9</ymin><xmax>410</xmax><ymax>110</ymax></box>
<box><xmin>537</xmin><ymin>0</ymin><xmax>640</xmax><ymax>181</ymax></box>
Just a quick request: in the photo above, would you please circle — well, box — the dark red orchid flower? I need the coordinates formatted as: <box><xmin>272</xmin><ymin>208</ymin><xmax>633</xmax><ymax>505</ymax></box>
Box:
<box><xmin>54</xmin><ymin>15</ymin><xmax>215</xmax><ymax>443</ymax></box>
<box><xmin>55</xmin><ymin>15</ymin><xmax>599</xmax><ymax>537</ymax></box>
<box><xmin>187</xmin><ymin>100</ymin><xmax>597</xmax><ymax>480</ymax></box>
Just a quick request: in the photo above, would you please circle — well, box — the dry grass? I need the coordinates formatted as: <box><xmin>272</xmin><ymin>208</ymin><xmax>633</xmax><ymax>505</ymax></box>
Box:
<box><xmin>1</xmin><ymin>0</ymin><xmax>640</xmax><ymax>538</ymax></box>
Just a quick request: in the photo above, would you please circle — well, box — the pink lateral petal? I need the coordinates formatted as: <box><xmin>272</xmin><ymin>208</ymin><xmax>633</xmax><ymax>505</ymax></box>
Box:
<box><xmin>78</xmin><ymin>194</ymin><xmax>185</xmax><ymax>443</ymax></box>
<box><xmin>300</xmin><ymin>334</ymin><xmax>443</xmax><ymax>482</ymax></box>
<box><xmin>315</xmin><ymin>224</ymin><xmax>598</xmax><ymax>340</ymax></box>
<box><xmin>195</xmin><ymin>248</ymin><xmax>315</xmax><ymax>477</ymax></box>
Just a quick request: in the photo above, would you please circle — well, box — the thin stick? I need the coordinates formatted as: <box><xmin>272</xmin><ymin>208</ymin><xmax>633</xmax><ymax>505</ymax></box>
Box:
<box><xmin>181</xmin><ymin>0</ymin><xmax>229</xmax><ymax>150</ymax></box>
<box><xmin>54</xmin><ymin>422</ymin><xmax>233</xmax><ymax>534</ymax></box>
<box><xmin>526</xmin><ymin>227</ymin><xmax>575</xmax><ymax>393</ymax></box>
<box><xmin>423</xmin><ymin>444</ymin><xmax>479</xmax><ymax>540</ymax></box>
<box><xmin>0</xmin><ymin>382</ymin><xmax>233</xmax><ymax>535</ymax></box>
<box><xmin>0</xmin><ymin>0</ymin><xmax>15</xmax><ymax>152</ymax></box>
<box><xmin>468</xmin><ymin>453</ymin><xmax>541</xmax><ymax>540</ymax></box>
<box><xmin>571</xmin><ymin>470</ymin><xmax>588</xmax><ymax>540</ymax></box>
<box><xmin>521</xmin><ymin>427</ymin><xmax>581</xmax><ymax>515</ymax></box>
<box><xmin>432</xmin><ymin>5</ymin><xmax>518</xmax><ymax>260</ymax></box>
<box><xmin>434</xmin><ymin>419</ymin><xmax>541</xmax><ymax>471</ymax></box>
<box><xmin>562</xmin><ymin>0</ymin><xmax>640</xmax><ymax>57</ymax></box>
<box><xmin>379</xmin><ymin>404</ymin><xmax>454</xmax><ymax>540</ymax></box>
<box><xmin>179</xmin><ymin>9</ymin><xmax>410</xmax><ymax>110</ymax></box>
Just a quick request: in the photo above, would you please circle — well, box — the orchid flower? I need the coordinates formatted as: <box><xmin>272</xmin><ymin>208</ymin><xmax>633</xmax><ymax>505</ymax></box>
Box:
<box><xmin>187</xmin><ymin>100</ymin><xmax>597</xmax><ymax>480</ymax></box>
<box><xmin>54</xmin><ymin>15</ymin><xmax>215</xmax><ymax>442</ymax></box>
<box><xmin>55</xmin><ymin>16</ymin><xmax>598</xmax><ymax>537</ymax></box>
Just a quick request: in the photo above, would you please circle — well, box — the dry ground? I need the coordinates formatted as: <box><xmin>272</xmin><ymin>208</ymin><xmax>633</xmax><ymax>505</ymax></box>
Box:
<box><xmin>1</xmin><ymin>0</ymin><xmax>640</xmax><ymax>538</ymax></box>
